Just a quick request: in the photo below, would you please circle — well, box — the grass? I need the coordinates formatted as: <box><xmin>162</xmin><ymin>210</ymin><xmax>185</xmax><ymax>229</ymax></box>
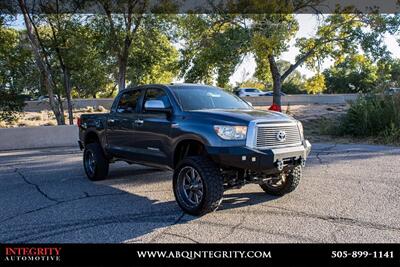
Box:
<box><xmin>303</xmin><ymin>95</ymin><xmax>400</xmax><ymax>146</ymax></box>
<box><xmin>303</xmin><ymin>117</ymin><xmax>380</xmax><ymax>145</ymax></box>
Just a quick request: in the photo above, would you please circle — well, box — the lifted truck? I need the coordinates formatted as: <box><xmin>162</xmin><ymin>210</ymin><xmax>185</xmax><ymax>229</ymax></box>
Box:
<box><xmin>78</xmin><ymin>84</ymin><xmax>311</xmax><ymax>215</ymax></box>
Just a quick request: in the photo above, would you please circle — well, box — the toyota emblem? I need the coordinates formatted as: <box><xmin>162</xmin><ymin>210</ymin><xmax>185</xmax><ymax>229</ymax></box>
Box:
<box><xmin>276</xmin><ymin>130</ymin><xmax>286</xmax><ymax>142</ymax></box>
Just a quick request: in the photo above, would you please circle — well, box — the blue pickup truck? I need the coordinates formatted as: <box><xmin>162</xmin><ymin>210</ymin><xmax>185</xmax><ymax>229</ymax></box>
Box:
<box><xmin>78</xmin><ymin>83</ymin><xmax>311</xmax><ymax>215</ymax></box>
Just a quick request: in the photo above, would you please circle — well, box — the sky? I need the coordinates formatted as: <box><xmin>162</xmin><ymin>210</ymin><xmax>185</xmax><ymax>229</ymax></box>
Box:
<box><xmin>228</xmin><ymin>14</ymin><xmax>400</xmax><ymax>85</ymax></box>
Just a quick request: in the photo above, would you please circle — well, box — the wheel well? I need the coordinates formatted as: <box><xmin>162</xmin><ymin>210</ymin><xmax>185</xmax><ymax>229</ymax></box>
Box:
<box><xmin>174</xmin><ymin>140</ymin><xmax>205</xmax><ymax>167</ymax></box>
<box><xmin>84</xmin><ymin>132</ymin><xmax>100</xmax><ymax>146</ymax></box>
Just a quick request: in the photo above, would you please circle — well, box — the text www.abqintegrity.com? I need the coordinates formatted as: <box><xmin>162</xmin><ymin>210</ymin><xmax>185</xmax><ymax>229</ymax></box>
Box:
<box><xmin>137</xmin><ymin>250</ymin><xmax>272</xmax><ymax>260</ymax></box>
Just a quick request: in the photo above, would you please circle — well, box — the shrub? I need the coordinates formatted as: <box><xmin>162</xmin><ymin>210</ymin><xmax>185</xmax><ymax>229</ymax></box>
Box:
<box><xmin>0</xmin><ymin>91</ymin><xmax>25</xmax><ymax>123</ymax></box>
<box><xmin>282</xmin><ymin>82</ymin><xmax>304</xmax><ymax>94</ymax></box>
<box><xmin>338</xmin><ymin>94</ymin><xmax>400</xmax><ymax>143</ymax></box>
<box><xmin>30</xmin><ymin>115</ymin><xmax>42</xmax><ymax>121</ymax></box>
<box><xmin>382</xmin><ymin>123</ymin><xmax>400</xmax><ymax>144</ymax></box>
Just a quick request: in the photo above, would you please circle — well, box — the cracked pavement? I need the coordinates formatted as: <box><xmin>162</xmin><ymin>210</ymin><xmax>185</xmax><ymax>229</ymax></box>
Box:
<box><xmin>0</xmin><ymin>143</ymin><xmax>399</xmax><ymax>243</ymax></box>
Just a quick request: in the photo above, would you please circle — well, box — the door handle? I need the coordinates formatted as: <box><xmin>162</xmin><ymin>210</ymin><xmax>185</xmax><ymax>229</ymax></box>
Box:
<box><xmin>134</xmin><ymin>119</ymin><xmax>144</xmax><ymax>125</ymax></box>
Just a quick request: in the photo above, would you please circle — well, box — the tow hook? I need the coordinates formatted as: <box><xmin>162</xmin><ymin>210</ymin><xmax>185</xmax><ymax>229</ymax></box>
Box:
<box><xmin>275</xmin><ymin>160</ymin><xmax>284</xmax><ymax>171</ymax></box>
<box><xmin>300</xmin><ymin>158</ymin><xmax>306</xmax><ymax>167</ymax></box>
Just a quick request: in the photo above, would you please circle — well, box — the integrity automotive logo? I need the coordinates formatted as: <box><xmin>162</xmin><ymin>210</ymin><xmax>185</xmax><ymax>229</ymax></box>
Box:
<box><xmin>3</xmin><ymin>247</ymin><xmax>62</xmax><ymax>262</ymax></box>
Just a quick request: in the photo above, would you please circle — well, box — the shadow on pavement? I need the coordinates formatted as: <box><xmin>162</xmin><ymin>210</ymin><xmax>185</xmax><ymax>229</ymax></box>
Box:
<box><xmin>221</xmin><ymin>191</ymin><xmax>279</xmax><ymax>211</ymax></box>
<box><xmin>0</xmin><ymin>161</ymin><xmax>281</xmax><ymax>243</ymax></box>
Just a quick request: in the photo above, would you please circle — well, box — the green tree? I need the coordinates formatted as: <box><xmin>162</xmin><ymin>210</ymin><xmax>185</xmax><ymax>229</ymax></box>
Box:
<box><xmin>126</xmin><ymin>27</ymin><xmax>179</xmax><ymax>86</ymax></box>
<box><xmin>304</xmin><ymin>73</ymin><xmax>326</xmax><ymax>94</ymax></box>
<box><xmin>179</xmin><ymin>5</ymin><xmax>399</xmax><ymax>105</ymax></box>
<box><xmin>67</xmin><ymin>22</ymin><xmax>113</xmax><ymax>98</ymax></box>
<box><xmin>385</xmin><ymin>59</ymin><xmax>400</xmax><ymax>87</ymax></box>
<box><xmin>0</xmin><ymin>23</ymin><xmax>30</xmax><ymax>122</ymax></box>
<box><xmin>96</xmin><ymin>0</ymin><xmax>147</xmax><ymax>91</ymax></box>
<box><xmin>178</xmin><ymin>14</ymin><xmax>251</xmax><ymax>88</ymax></box>
<box><xmin>256</xmin><ymin>60</ymin><xmax>305</xmax><ymax>94</ymax></box>
<box><xmin>252</xmin><ymin>12</ymin><xmax>398</xmax><ymax>103</ymax></box>
<box><xmin>323</xmin><ymin>54</ymin><xmax>380</xmax><ymax>93</ymax></box>
<box><xmin>91</xmin><ymin>7</ymin><xmax>179</xmax><ymax>91</ymax></box>
<box><xmin>19</xmin><ymin>0</ymin><xmax>65</xmax><ymax>125</ymax></box>
<box><xmin>38</xmin><ymin>12</ymin><xmax>78</xmax><ymax>124</ymax></box>
<box><xmin>93</xmin><ymin>1</ymin><xmax>179</xmax><ymax>91</ymax></box>
<box><xmin>0</xmin><ymin>22</ymin><xmax>39</xmax><ymax>94</ymax></box>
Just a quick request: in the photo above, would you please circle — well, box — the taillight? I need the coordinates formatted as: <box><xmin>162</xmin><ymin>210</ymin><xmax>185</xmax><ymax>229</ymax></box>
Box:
<box><xmin>77</xmin><ymin>117</ymin><xmax>81</xmax><ymax>127</ymax></box>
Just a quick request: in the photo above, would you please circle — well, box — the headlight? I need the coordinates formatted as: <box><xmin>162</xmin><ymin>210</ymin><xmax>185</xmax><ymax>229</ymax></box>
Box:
<box><xmin>297</xmin><ymin>121</ymin><xmax>304</xmax><ymax>139</ymax></box>
<box><xmin>214</xmin><ymin>125</ymin><xmax>247</xmax><ymax>140</ymax></box>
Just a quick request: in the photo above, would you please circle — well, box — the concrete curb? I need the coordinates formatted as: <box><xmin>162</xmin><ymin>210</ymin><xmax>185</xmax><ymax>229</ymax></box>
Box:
<box><xmin>0</xmin><ymin>125</ymin><xmax>78</xmax><ymax>151</ymax></box>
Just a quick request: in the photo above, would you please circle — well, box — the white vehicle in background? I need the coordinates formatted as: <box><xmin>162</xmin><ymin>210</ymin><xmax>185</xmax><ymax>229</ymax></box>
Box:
<box><xmin>235</xmin><ymin>88</ymin><xmax>267</xmax><ymax>97</ymax></box>
<box><xmin>384</xmin><ymin>88</ymin><xmax>400</xmax><ymax>95</ymax></box>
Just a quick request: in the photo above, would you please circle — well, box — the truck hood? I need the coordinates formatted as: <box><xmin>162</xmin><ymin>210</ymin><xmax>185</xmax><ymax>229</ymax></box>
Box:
<box><xmin>190</xmin><ymin>109</ymin><xmax>295</xmax><ymax>124</ymax></box>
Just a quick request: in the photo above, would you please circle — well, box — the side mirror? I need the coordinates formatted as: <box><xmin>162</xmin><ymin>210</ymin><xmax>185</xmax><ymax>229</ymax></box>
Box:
<box><xmin>144</xmin><ymin>100</ymin><xmax>171</xmax><ymax>113</ymax></box>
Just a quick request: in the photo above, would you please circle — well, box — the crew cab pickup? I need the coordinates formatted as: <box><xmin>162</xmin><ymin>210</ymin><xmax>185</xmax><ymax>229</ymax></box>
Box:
<box><xmin>78</xmin><ymin>83</ymin><xmax>311</xmax><ymax>215</ymax></box>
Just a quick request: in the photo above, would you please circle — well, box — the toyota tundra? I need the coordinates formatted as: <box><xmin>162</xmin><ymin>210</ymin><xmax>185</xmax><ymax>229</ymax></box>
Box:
<box><xmin>78</xmin><ymin>84</ymin><xmax>311</xmax><ymax>215</ymax></box>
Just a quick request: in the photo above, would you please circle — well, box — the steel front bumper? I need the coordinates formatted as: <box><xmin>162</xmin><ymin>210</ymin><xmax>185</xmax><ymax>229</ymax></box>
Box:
<box><xmin>207</xmin><ymin>140</ymin><xmax>311</xmax><ymax>172</ymax></box>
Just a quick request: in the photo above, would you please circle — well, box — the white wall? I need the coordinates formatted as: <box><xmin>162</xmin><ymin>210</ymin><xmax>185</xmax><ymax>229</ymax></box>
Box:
<box><xmin>244</xmin><ymin>94</ymin><xmax>358</xmax><ymax>106</ymax></box>
<box><xmin>0</xmin><ymin>125</ymin><xmax>78</xmax><ymax>151</ymax></box>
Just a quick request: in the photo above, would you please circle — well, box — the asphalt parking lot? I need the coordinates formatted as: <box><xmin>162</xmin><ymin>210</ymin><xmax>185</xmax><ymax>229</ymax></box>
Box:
<box><xmin>0</xmin><ymin>143</ymin><xmax>399</xmax><ymax>243</ymax></box>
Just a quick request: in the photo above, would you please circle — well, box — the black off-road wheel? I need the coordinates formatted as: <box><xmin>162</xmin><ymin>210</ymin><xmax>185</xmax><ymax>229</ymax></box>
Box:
<box><xmin>173</xmin><ymin>156</ymin><xmax>224</xmax><ymax>215</ymax></box>
<box><xmin>259</xmin><ymin>165</ymin><xmax>302</xmax><ymax>196</ymax></box>
<box><xmin>83</xmin><ymin>143</ymin><xmax>109</xmax><ymax>181</ymax></box>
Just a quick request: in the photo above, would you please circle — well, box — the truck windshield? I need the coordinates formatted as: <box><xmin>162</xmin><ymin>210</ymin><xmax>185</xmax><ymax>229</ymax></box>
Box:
<box><xmin>172</xmin><ymin>86</ymin><xmax>252</xmax><ymax>111</ymax></box>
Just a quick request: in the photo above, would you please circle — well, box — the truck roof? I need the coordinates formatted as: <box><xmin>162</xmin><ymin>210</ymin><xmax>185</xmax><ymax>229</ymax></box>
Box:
<box><xmin>125</xmin><ymin>83</ymin><xmax>215</xmax><ymax>91</ymax></box>
<box><xmin>167</xmin><ymin>83</ymin><xmax>216</xmax><ymax>90</ymax></box>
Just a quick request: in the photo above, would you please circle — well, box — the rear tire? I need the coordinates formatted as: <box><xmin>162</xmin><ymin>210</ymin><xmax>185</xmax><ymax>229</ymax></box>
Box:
<box><xmin>83</xmin><ymin>143</ymin><xmax>109</xmax><ymax>181</ymax></box>
<box><xmin>173</xmin><ymin>156</ymin><xmax>223</xmax><ymax>215</ymax></box>
<box><xmin>259</xmin><ymin>166</ymin><xmax>302</xmax><ymax>196</ymax></box>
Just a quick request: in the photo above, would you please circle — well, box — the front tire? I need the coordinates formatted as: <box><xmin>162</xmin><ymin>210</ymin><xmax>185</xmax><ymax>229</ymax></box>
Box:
<box><xmin>83</xmin><ymin>143</ymin><xmax>109</xmax><ymax>181</ymax></box>
<box><xmin>173</xmin><ymin>156</ymin><xmax>224</xmax><ymax>215</ymax></box>
<box><xmin>259</xmin><ymin>165</ymin><xmax>302</xmax><ymax>196</ymax></box>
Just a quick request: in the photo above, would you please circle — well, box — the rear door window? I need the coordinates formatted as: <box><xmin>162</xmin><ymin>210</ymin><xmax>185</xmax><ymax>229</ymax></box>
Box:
<box><xmin>116</xmin><ymin>90</ymin><xmax>142</xmax><ymax>114</ymax></box>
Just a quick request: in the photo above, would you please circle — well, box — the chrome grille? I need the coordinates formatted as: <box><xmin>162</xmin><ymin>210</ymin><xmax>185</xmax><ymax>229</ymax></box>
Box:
<box><xmin>256</xmin><ymin>123</ymin><xmax>301</xmax><ymax>148</ymax></box>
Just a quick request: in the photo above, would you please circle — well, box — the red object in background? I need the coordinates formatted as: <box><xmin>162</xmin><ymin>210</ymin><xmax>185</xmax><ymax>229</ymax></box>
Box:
<box><xmin>77</xmin><ymin>117</ymin><xmax>81</xmax><ymax>127</ymax></box>
<box><xmin>268</xmin><ymin>103</ymin><xmax>282</xmax><ymax>112</ymax></box>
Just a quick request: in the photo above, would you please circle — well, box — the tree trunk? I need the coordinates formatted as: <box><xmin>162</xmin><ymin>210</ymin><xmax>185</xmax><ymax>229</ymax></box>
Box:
<box><xmin>56</xmin><ymin>94</ymin><xmax>66</xmax><ymax>125</ymax></box>
<box><xmin>118</xmin><ymin>55</ymin><xmax>127</xmax><ymax>91</ymax></box>
<box><xmin>48</xmin><ymin>18</ymin><xmax>74</xmax><ymax>125</ymax></box>
<box><xmin>117</xmin><ymin>39</ymin><xmax>130</xmax><ymax>91</ymax></box>
<box><xmin>18</xmin><ymin>0</ymin><xmax>64</xmax><ymax>125</ymax></box>
<box><xmin>268</xmin><ymin>55</ymin><xmax>282</xmax><ymax>107</ymax></box>
<box><xmin>62</xmin><ymin>67</ymin><xmax>74</xmax><ymax>125</ymax></box>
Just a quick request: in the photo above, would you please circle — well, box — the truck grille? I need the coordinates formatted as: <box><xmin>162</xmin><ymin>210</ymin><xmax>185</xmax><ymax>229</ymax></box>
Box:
<box><xmin>256</xmin><ymin>123</ymin><xmax>301</xmax><ymax>148</ymax></box>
